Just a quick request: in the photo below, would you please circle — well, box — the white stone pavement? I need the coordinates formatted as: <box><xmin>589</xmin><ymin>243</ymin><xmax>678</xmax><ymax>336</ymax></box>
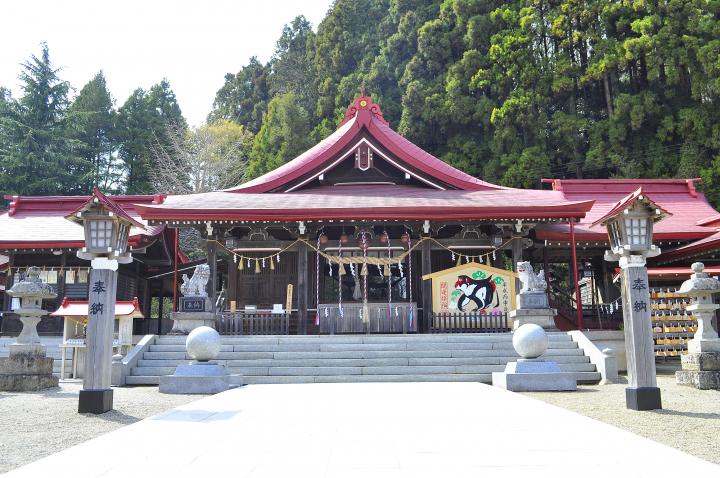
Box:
<box><xmin>5</xmin><ymin>382</ymin><xmax>718</xmax><ymax>478</ymax></box>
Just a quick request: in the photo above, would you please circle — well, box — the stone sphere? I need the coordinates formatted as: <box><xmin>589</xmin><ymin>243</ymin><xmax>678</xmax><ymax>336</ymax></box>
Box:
<box><xmin>512</xmin><ymin>324</ymin><xmax>548</xmax><ymax>359</ymax></box>
<box><xmin>186</xmin><ymin>326</ymin><xmax>221</xmax><ymax>361</ymax></box>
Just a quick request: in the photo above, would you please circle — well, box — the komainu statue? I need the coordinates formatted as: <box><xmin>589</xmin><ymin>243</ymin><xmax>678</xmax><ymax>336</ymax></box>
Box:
<box><xmin>180</xmin><ymin>264</ymin><xmax>210</xmax><ymax>297</ymax></box>
<box><xmin>516</xmin><ymin>261</ymin><xmax>547</xmax><ymax>293</ymax></box>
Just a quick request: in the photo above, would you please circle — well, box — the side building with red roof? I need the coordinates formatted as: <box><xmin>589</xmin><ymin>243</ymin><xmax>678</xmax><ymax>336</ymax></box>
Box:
<box><xmin>0</xmin><ymin>194</ymin><xmax>185</xmax><ymax>336</ymax></box>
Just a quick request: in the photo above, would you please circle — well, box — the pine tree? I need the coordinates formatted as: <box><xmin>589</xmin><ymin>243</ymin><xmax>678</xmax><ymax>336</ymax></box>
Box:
<box><xmin>115</xmin><ymin>79</ymin><xmax>187</xmax><ymax>194</ymax></box>
<box><xmin>0</xmin><ymin>44</ymin><xmax>87</xmax><ymax>196</ymax></box>
<box><xmin>69</xmin><ymin>71</ymin><xmax>122</xmax><ymax>193</ymax></box>
<box><xmin>245</xmin><ymin>92</ymin><xmax>312</xmax><ymax>180</ymax></box>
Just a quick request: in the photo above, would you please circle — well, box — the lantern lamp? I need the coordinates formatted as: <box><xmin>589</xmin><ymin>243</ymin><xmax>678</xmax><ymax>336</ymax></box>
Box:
<box><xmin>592</xmin><ymin>188</ymin><xmax>669</xmax><ymax>261</ymax></box>
<box><xmin>66</xmin><ymin>187</ymin><xmax>143</xmax><ymax>264</ymax></box>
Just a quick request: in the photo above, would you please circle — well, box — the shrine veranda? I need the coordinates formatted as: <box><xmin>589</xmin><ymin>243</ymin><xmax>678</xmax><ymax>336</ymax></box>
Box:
<box><xmin>1</xmin><ymin>94</ymin><xmax>720</xmax><ymax>340</ymax></box>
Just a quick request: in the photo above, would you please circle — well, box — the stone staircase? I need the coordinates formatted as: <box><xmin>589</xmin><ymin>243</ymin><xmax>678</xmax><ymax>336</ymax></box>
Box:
<box><xmin>126</xmin><ymin>333</ymin><xmax>600</xmax><ymax>385</ymax></box>
<box><xmin>0</xmin><ymin>336</ymin><xmax>73</xmax><ymax>378</ymax></box>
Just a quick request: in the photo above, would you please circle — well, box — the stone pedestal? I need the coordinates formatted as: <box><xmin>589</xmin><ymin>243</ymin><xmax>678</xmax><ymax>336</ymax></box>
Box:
<box><xmin>674</xmin><ymin>263</ymin><xmax>720</xmax><ymax>390</ymax></box>
<box><xmin>492</xmin><ymin>359</ymin><xmax>577</xmax><ymax>392</ymax></box>
<box><xmin>510</xmin><ymin>308</ymin><xmax>557</xmax><ymax>330</ymax></box>
<box><xmin>159</xmin><ymin>362</ymin><xmax>231</xmax><ymax>394</ymax></box>
<box><xmin>516</xmin><ymin>291</ymin><xmax>549</xmax><ymax>309</ymax></box>
<box><xmin>0</xmin><ymin>348</ymin><xmax>58</xmax><ymax>391</ymax></box>
<box><xmin>170</xmin><ymin>312</ymin><xmax>216</xmax><ymax>334</ymax></box>
<box><xmin>676</xmin><ymin>352</ymin><xmax>720</xmax><ymax>390</ymax></box>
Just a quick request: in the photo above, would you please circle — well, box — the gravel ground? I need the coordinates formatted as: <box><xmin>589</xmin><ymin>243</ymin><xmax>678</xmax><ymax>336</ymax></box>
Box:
<box><xmin>0</xmin><ymin>382</ymin><xmax>198</xmax><ymax>474</ymax></box>
<box><xmin>523</xmin><ymin>373</ymin><xmax>720</xmax><ymax>465</ymax></box>
<box><xmin>1</xmin><ymin>374</ymin><xmax>718</xmax><ymax>473</ymax></box>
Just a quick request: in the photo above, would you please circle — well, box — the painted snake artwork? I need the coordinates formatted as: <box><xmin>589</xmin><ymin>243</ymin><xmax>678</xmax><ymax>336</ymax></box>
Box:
<box><xmin>454</xmin><ymin>275</ymin><xmax>499</xmax><ymax>312</ymax></box>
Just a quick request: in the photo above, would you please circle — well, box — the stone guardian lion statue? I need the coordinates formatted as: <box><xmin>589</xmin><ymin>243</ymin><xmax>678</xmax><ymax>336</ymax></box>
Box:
<box><xmin>180</xmin><ymin>264</ymin><xmax>210</xmax><ymax>297</ymax></box>
<box><xmin>516</xmin><ymin>261</ymin><xmax>547</xmax><ymax>293</ymax></box>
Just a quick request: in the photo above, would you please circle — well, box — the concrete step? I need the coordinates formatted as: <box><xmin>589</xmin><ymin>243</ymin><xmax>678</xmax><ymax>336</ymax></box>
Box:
<box><xmin>147</xmin><ymin>341</ymin><xmax>578</xmax><ymax>353</ymax></box>
<box><xmin>153</xmin><ymin>333</ymin><xmax>574</xmax><ymax>346</ymax></box>
<box><xmin>131</xmin><ymin>362</ymin><xmax>597</xmax><ymax>378</ymax></box>
<box><xmin>126</xmin><ymin>370</ymin><xmax>601</xmax><ymax>385</ymax></box>
<box><xmin>136</xmin><ymin>355</ymin><xmax>591</xmax><ymax>369</ymax></box>
<box><xmin>139</xmin><ymin>347</ymin><xmax>587</xmax><ymax>361</ymax></box>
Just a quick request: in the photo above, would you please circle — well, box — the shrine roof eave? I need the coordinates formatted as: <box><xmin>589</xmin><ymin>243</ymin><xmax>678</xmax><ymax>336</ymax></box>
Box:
<box><xmin>136</xmin><ymin>204</ymin><xmax>594</xmax><ymax>223</ymax></box>
<box><xmin>0</xmin><ymin>232</ymin><xmax>159</xmax><ymax>252</ymax></box>
<box><xmin>536</xmin><ymin>228</ymin><xmax>712</xmax><ymax>242</ymax></box>
<box><xmin>228</xmin><ymin>103</ymin><xmax>503</xmax><ymax>193</ymax></box>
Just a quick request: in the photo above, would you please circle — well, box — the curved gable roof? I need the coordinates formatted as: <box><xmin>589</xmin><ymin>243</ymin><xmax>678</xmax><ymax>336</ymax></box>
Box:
<box><xmin>227</xmin><ymin>95</ymin><xmax>504</xmax><ymax>193</ymax></box>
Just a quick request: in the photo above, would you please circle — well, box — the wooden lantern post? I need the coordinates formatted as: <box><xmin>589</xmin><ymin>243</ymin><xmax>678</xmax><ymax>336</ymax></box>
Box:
<box><xmin>65</xmin><ymin>187</ymin><xmax>139</xmax><ymax>414</ymax></box>
<box><xmin>593</xmin><ymin>187</ymin><xmax>670</xmax><ymax>410</ymax></box>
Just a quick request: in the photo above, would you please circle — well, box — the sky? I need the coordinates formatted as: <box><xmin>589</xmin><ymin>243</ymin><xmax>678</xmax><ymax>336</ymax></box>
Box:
<box><xmin>0</xmin><ymin>0</ymin><xmax>333</xmax><ymax>125</ymax></box>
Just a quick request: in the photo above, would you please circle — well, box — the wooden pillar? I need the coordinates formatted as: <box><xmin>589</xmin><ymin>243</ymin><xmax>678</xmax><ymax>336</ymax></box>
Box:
<box><xmin>297</xmin><ymin>240</ymin><xmax>308</xmax><ymax>335</ymax></box>
<box><xmin>79</xmin><ymin>266</ymin><xmax>118</xmax><ymax>413</ymax></box>
<box><xmin>421</xmin><ymin>236</ymin><xmax>432</xmax><ymax>333</ymax></box>
<box><xmin>1</xmin><ymin>252</ymin><xmax>14</xmax><ymax>332</ymax></box>
<box><xmin>207</xmin><ymin>239</ymin><xmax>217</xmax><ymax>314</ymax></box>
<box><xmin>228</xmin><ymin>255</ymin><xmax>238</xmax><ymax>309</ymax></box>
<box><xmin>511</xmin><ymin>235</ymin><xmax>523</xmax><ymax>291</ymax></box>
<box><xmin>157</xmin><ymin>285</ymin><xmax>164</xmax><ymax>336</ymax></box>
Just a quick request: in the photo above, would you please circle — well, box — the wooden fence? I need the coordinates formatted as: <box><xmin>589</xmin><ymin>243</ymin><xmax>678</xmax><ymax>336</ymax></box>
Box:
<box><xmin>430</xmin><ymin>312</ymin><xmax>509</xmax><ymax>333</ymax></box>
<box><xmin>318</xmin><ymin>303</ymin><xmax>418</xmax><ymax>334</ymax></box>
<box><xmin>216</xmin><ymin>312</ymin><xmax>289</xmax><ymax>335</ymax></box>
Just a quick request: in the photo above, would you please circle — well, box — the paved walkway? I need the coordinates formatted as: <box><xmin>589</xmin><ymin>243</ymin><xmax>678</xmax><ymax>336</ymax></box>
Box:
<box><xmin>6</xmin><ymin>382</ymin><xmax>718</xmax><ymax>477</ymax></box>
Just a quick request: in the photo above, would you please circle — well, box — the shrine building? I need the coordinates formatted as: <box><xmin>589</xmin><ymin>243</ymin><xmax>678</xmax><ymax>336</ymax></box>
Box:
<box><xmin>2</xmin><ymin>94</ymin><xmax>720</xmax><ymax>340</ymax></box>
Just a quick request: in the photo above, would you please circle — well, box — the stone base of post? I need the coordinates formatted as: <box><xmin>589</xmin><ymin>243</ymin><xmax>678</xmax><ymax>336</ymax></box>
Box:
<box><xmin>78</xmin><ymin>389</ymin><xmax>114</xmax><ymax>414</ymax></box>
<box><xmin>625</xmin><ymin>386</ymin><xmax>661</xmax><ymax>411</ymax></box>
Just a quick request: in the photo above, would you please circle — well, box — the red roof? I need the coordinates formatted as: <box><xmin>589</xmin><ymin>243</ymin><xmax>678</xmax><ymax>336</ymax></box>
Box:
<box><xmin>227</xmin><ymin>95</ymin><xmax>504</xmax><ymax>193</ymax></box>
<box><xmin>50</xmin><ymin>297</ymin><xmax>144</xmax><ymax>319</ymax></box>
<box><xmin>645</xmin><ymin>265</ymin><xmax>720</xmax><ymax>278</ymax></box>
<box><xmin>535</xmin><ymin>179</ymin><xmax>718</xmax><ymax>242</ymax></box>
<box><xmin>0</xmin><ymin>194</ymin><xmax>165</xmax><ymax>250</ymax></box>
<box><xmin>136</xmin><ymin>185</ymin><xmax>594</xmax><ymax>222</ymax></box>
<box><xmin>139</xmin><ymin>95</ymin><xmax>592</xmax><ymax>222</ymax></box>
<box><xmin>589</xmin><ymin>187</ymin><xmax>671</xmax><ymax>228</ymax></box>
<box><xmin>659</xmin><ymin>231</ymin><xmax>720</xmax><ymax>262</ymax></box>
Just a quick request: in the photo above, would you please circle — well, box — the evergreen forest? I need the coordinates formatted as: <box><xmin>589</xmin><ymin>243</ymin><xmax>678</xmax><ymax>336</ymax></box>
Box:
<box><xmin>1</xmin><ymin>0</ymin><xmax>720</xmax><ymax>204</ymax></box>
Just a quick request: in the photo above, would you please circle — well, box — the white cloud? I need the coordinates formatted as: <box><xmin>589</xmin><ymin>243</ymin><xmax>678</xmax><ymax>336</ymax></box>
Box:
<box><xmin>0</xmin><ymin>0</ymin><xmax>332</xmax><ymax>125</ymax></box>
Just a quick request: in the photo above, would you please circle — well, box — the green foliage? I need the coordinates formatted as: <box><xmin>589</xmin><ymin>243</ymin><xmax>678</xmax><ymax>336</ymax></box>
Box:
<box><xmin>69</xmin><ymin>71</ymin><xmax>123</xmax><ymax>193</ymax></box>
<box><xmin>245</xmin><ymin>92</ymin><xmax>312</xmax><ymax>180</ymax></box>
<box><xmin>0</xmin><ymin>44</ymin><xmax>87</xmax><ymax>196</ymax></box>
<box><xmin>209</xmin><ymin>0</ymin><xmax>720</xmax><ymax>205</ymax></box>
<box><xmin>115</xmin><ymin>79</ymin><xmax>187</xmax><ymax>194</ymax></box>
<box><xmin>208</xmin><ymin>57</ymin><xmax>270</xmax><ymax>133</ymax></box>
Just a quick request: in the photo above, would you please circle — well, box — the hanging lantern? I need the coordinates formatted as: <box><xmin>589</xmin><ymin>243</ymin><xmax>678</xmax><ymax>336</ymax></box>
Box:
<box><xmin>400</xmin><ymin>232</ymin><xmax>409</xmax><ymax>244</ymax></box>
<box><xmin>319</xmin><ymin>233</ymin><xmax>328</xmax><ymax>245</ymax></box>
<box><xmin>339</xmin><ymin>232</ymin><xmax>349</xmax><ymax>244</ymax></box>
<box><xmin>380</xmin><ymin>232</ymin><xmax>389</xmax><ymax>244</ymax></box>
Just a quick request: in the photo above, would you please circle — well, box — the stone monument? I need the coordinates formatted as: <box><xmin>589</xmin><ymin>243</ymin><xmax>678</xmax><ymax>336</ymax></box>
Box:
<box><xmin>171</xmin><ymin>264</ymin><xmax>216</xmax><ymax>334</ymax></box>
<box><xmin>0</xmin><ymin>267</ymin><xmax>59</xmax><ymax>391</ymax></box>
<box><xmin>159</xmin><ymin>326</ymin><xmax>236</xmax><ymax>394</ymax></box>
<box><xmin>675</xmin><ymin>263</ymin><xmax>720</xmax><ymax>390</ymax></box>
<box><xmin>509</xmin><ymin>261</ymin><xmax>557</xmax><ymax>330</ymax></box>
<box><xmin>492</xmin><ymin>323</ymin><xmax>576</xmax><ymax>391</ymax></box>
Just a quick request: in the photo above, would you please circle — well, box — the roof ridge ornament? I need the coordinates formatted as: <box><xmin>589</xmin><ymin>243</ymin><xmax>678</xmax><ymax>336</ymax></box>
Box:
<box><xmin>340</xmin><ymin>90</ymin><xmax>389</xmax><ymax>128</ymax></box>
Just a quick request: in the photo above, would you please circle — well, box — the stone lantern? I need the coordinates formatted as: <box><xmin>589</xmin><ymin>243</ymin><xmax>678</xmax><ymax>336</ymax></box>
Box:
<box><xmin>65</xmin><ymin>187</ymin><xmax>141</xmax><ymax>414</ymax></box>
<box><xmin>0</xmin><ymin>266</ymin><xmax>59</xmax><ymax>391</ymax></box>
<box><xmin>675</xmin><ymin>262</ymin><xmax>720</xmax><ymax>389</ymax></box>
<box><xmin>594</xmin><ymin>187</ymin><xmax>670</xmax><ymax>410</ymax></box>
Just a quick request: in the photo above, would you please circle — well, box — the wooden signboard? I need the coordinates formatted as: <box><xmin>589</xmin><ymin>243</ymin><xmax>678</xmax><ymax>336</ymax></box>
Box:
<box><xmin>286</xmin><ymin>284</ymin><xmax>294</xmax><ymax>314</ymax></box>
<box><xmin>422</xmin><ymin>262</ymin><xmax>517</xmax><ymax>315</ymax></box>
